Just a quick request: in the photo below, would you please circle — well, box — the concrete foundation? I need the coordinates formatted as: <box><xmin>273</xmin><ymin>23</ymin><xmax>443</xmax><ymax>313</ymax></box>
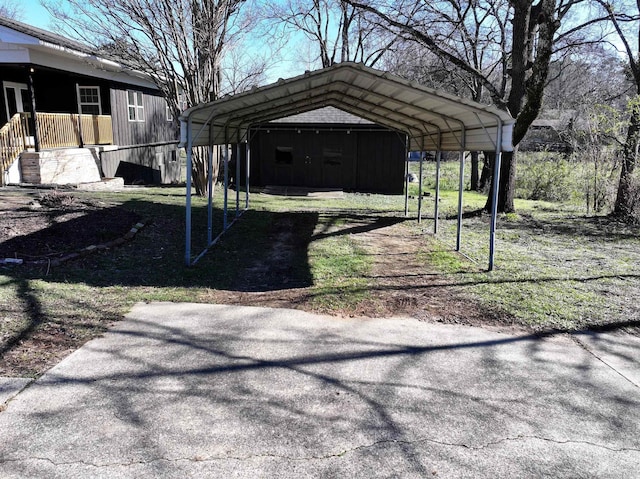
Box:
<box><xmin>20</xmin><ymin>148</ymin><xmax>102</xmax><ymax>185</ymax></box>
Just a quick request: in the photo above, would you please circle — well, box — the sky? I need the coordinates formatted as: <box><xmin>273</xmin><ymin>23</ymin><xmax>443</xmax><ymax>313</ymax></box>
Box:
<box><xmin>12</xmin><ymin>0</ymin><xmax>310</xmax><ymax>84</ymax></box>
<box><xmin>17</xmin><ymin>0</ymin><xmax>54</xmax><ymax>29</ymax></box>
<box><xmin>13</xmin><ymin>1</ymin><xmax>625</xmax><ymax>88</ymax></box>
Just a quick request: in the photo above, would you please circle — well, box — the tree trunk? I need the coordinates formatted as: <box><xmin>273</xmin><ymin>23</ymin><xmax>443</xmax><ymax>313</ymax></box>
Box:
<box><xmin>191</xmin><ymin>147</ymin><xmax>208</xmax><ymax>196</ymax></box>
<box><xmin>613</xmin><ymin>105</ymin><xmax>640</xmax><ymax>219</ymax></box>
<box><xmin>484</xmin><ymin>150</ymin><xmax>516</xmax><ymax>213</ymax></box>
<box><xmin>190</xmin><ymin>146</ymin><xmax>222</xmax><ymax>197</ymax></box>
<box><xmin>470</xmin><ymin>151</ymin><xmax>480</xmax><ymax>191</ymax></box>
<box><xmin>479</xmin><ymin>151</ymin><xmax>492</xmax><ymax>191</ymax></box>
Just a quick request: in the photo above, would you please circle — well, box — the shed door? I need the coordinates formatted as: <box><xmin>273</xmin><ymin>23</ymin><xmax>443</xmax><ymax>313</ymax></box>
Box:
<box><xmin>322</xmin><ymin>146</ymin><xmax>343</xmax><ymax>188</ymax></box>
<box><xmin>289</xmin><ymin>132</ymin><xmax>320</xmax><ymax>187</ymax></box>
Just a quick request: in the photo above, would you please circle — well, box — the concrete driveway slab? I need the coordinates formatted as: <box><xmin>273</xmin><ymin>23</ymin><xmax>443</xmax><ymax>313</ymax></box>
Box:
<box><xmin>572</xmin><ymin>330</ymin><xmax>640</xmax><ymax>388</ymax></box>
<box><xmin>0</xmin><ymin>302</ymin><xmax>638</xmax><ymax>478</ymax></box>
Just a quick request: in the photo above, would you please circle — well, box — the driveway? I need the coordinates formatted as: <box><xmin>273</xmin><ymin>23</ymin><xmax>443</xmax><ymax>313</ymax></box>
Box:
<box><xmin>0</xmin><ymin>302</ymin><xmax>638</xmax><ymax>478</ymax></box>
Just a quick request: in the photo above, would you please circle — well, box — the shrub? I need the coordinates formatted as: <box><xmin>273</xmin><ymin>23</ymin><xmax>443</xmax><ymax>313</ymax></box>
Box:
<box><xmin>516</xmin><ymin>152</ymin><xmax>579</xmax><ymax>202</ymax></box>
<box><xmin>39</xmin><ymin>190</ymin><xmax>77</xmax><ymax>208</ymax></box>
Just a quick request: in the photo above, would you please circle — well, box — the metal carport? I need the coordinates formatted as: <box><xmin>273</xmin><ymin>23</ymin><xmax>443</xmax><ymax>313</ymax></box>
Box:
<box><xmin>179</xmin><ymin>62</ymin><xmax>515</xmax><ymax>269</ymax></box>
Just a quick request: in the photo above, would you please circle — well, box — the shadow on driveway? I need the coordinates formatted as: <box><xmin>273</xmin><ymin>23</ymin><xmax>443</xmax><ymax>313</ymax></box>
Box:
<box><xmin>0</xmin><ymin>302</ymin><xmax>638</xmax><ymax>478</ymax></box>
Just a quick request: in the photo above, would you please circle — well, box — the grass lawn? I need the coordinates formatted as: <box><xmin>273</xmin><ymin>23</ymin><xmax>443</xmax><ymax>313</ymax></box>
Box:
<box><xmin>409</xmin><ymin>160</ymin><xmax>640</xmax><ymax>330</ymax></box>
<box><xmin>1</xmin><ymin>168</ymin><xmax>639</xmax><ymax>377</ymax></box>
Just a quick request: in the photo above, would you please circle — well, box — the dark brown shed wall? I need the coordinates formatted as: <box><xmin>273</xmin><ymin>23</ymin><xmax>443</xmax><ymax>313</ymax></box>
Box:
<box><xmin>248</xmin><ymin>128</ymin><xmax>405</xmax><ymax>194</ymax></box>
<box><xmin>355</xmin><ymin>131</ymin><xmax>406</xmax><ymax>194</ymax></box>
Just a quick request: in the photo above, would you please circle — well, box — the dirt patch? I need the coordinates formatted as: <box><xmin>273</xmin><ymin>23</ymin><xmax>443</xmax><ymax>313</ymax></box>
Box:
<box><xmin>233</xmin><ymin>213</ymin><xmax>315</xmax><ymax>292</ymax></box>
<box><xmin>350</xmin><ymin>223</ymin><xmax>518</xmax><ymax>330</ymax></box>
<box><xmin>206</xmin><ymin>214</ymin><xmax>521</xmax><ymax>334</ymax></box>
<box><xmin>0</xmin><ymin>191</ymin><xmax>141</xmax><ymax>260</ymax></box>
<box><xmin>0</xmin><ymin>190</ymin><xmax>144</xmax><ymax>376</ymax></box>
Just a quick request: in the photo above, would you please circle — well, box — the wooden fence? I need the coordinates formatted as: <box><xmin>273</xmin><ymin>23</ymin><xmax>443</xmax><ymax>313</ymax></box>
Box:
<box><xmin>36</xmin><ymin>113</ymin><xmax>113</xmax><ymax>149</ymax></box>
<box><xmin>0</xmin><ymin>113</ymin><xmax>29</xmax><ymax>186</ymax></box>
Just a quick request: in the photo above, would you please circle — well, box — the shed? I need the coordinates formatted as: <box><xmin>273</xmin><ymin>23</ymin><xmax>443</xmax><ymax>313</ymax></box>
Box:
<box><xmin>180</xmin><ymin>62</ymin><xmax>515</xmax><ymax>270</ymax></box>
<box><xmin>250</xmin><ymin>106</ymin><xmax>406</xmax><ymax>194</ymax></box>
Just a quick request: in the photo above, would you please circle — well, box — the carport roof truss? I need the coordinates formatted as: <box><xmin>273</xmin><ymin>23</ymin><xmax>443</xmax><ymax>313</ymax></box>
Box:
<box><xmin>180</xmin><ymin>62</ymin><xmax>514</xmax><ymax>152</ymax></box>
<box><xmin>180</xmin><ymin>62</ymin><xmax>514</xmax><ymax>271</ymax></box>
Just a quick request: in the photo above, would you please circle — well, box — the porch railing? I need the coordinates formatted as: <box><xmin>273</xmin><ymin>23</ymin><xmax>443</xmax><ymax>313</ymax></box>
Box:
<box><xmin>0</xmin><ymin>113</ymin><xmax>29</xmax><ymax>186</ymax></box>
<box><xmin>0</xmin><ymin>112</ymin><xmax>114</xmax><ymax>186</ymax></box>
<box><xmin>36</xmin><ymin>112</ymin><xmax>113</xmax><ymax>149</ymax></box>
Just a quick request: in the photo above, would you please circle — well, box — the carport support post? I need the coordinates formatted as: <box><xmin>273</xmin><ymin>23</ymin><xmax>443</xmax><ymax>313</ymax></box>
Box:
<box><xmin>207</xmin><ymin>143</ymin><xmax>214</xmax><ymax>245</ymax></box>
<box><xmin>223</xmin><ymin>143</ymin><xmax>229</xmax><ymax>231</ymax></box>
<box><xmin>418</xmin><ymin>139</ymin><xmax>425</xmax><ymax>223</ymax></box>
<box><xmin>404</xmin><ymin>150</ymin><xmax>409</xmax><ymax>217</ymax></box>
<box><xmin>456</xmin><ymin>150</ymin><xmax>465</xmax><ymax>251</ymax></box>
<box><xmin>434</xmin><ymin>151</ymin><xmax>442</xmax><ymax>234</ymax></box>
<box><xmin>245</xmin><ymin>140</ymin><xmax>250</xmax><ymax>209</ymax></box>
<box><xmin>185</xmin><ymin>117</ymin><xmax>193</xmax><ymax>266</ymax></box>
<box><xmin>489</xmin><ymin>125</ymin><xmax>503</xmax><ymax>271</ymax></box>
<box><xmin>235</xmin><ymin>142</ymin><xmax>241</xmax><ymax>217</ymax></box>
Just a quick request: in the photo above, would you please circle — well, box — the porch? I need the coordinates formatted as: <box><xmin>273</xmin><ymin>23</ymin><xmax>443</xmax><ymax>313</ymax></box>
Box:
<box><xmin>0</xmin><ymin>112</ymin><xmax>113</xmax><ymax>185</ymax></box>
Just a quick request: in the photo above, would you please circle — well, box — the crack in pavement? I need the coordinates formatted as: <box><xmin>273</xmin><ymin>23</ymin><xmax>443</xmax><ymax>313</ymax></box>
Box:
<box><xmin>569</xmin><ymin>335</ymin><xmax>640</xmax><ymax>389</ymax></box>
<box><xmin>1</xmin><ymin>435</ymin><xmax>638</xmax><ymax>468</ymax></box>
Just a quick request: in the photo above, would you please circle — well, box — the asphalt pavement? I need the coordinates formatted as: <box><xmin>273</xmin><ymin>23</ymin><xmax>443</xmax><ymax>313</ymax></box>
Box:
<box><xmin>0</xmin><ymin>302</ymin><xmax>638</xmax><ymax>478</ymax></box>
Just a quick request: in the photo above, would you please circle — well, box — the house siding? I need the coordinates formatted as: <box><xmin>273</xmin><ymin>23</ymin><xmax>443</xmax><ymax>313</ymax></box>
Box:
<box><xmin>0</xmin><ymin>65</ymin><xmax>112</xmax><ymax>124</ymax></box>
<box><xmin>102</xmin><ymin>86</ymin><xmax>179</xmax><ymax>184</ymax></box>
<box><xmin>0</xmin><ymin>65</ymin><xmax>31</xmax><ymax>124</ymax></box>
<box><xmin>109</xmin><ymin>86</ymin><xmax>175</xmax><ymax>146</ymax></box>
<box><xmin>32</xmin><ymin>70</ymin><xmax>112</xmax><ymax>116</ymax></box>
<box><xmin>0</xmin><ymin>16</ymin><xmax>180</xmax><ymax>186</ymax></box>
<box><xmin>100</xmin><ymin>143</ymin><xmax>180</xmax><ymax>184</ymax></box>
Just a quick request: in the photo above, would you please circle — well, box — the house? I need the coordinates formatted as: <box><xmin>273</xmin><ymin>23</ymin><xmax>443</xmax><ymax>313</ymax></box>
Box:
<box><xmin>0</xmin><ymin>16</ymin><xmax>180</xmax><ymax>186</ymax></box>
<box><xmin>247</xmin><ymin>106</ymin><xmax>406</xmax><ymax>194</ymax></box>
<box><xmin>519</xmin><ymin>110</ymin><xmax>577</xmax><ymax>154</ymax></box>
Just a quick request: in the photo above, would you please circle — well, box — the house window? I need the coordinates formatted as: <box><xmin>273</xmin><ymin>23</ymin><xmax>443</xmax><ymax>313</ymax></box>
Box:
<box><xmin>166</xmin><ymin>103</ymin><xmax>173</xmax><ymax>122</ymax></box>
<box><xmin>78</xmin><ymin>86</ymin><xmax>101</xmax><ymax>115</ymax></box>
<box><xmin>127</xmin><ymin>90</ymin><xmax>144</xmax><ymax>121</ymax></box>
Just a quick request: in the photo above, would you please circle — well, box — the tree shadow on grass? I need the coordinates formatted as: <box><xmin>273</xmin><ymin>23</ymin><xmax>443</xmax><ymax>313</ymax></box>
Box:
<box><xmin>0</xmin><ymin>277</ymin><xmax>45</xmax><ymax>357</ymax></box>
<box><xmin>0</xmin><ymin>199</ymin><xmax>418</xmax><ymax>375</ymax></box>
<box><xmin>498</xmin><ymin>212</ymin><xmax>640</xmax><ymax>241</ymax></box>
<box><xmin>3</xmin><ymin>195</ymin><xmax>640</xmax><ymax>378</ymax></box>
<box><xmin>2</xmin><ymin>199</ymin><xmax>409</xmax><ymax>293</ymax></box>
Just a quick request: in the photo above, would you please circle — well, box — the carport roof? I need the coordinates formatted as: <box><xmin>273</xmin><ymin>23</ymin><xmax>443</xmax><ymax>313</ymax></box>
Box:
<box><xmin>180</xmin><ymin>62</ymin><xmax>514</xmax><ymax>152</ymax></box>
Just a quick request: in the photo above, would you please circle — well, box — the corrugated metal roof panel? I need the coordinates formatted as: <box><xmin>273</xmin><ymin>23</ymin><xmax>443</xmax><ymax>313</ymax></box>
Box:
<box><xmin>181</xmin><ymin>62</ymin><xmax>514</xmax><ymax>152</ymax></box>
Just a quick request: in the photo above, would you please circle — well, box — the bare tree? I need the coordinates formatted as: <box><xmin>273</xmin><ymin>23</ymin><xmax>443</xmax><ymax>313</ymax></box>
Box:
<box><xmin>45</xmin><ymin>0</ymin><xmax>257</xmax><ymax>196</ymax></box>
<box><xmin>263</xmin><ymin>0</ymin><xmax>396</xmax><ymax>70</ymax></box>
<box><xmin>219</xmin><ymin>45</ymin><xmax>273</xmax><ymax>96</ymax></box>
<box><xmin>544</xmin><ymin>48</ymin><xmax>630</xmax><ymax>113</ymax></box>
<box><xmin>591</xmin><ymin>0</ymin><xmax>640</xmax><ymax>221</ymax></box>
<box><xmin>348</xmin><ymin>0</ymin><xmax>600</xmax><ymax>213</ymax></box>
<box><xmin>380</xmin><ymin>0</ymin><xmax>510</xmax><ymax>191</ymax></box>
<box><xmin>0</xmin><ymin>1</ymin><xmax>22</xmax><ymax>19</ymax></box>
